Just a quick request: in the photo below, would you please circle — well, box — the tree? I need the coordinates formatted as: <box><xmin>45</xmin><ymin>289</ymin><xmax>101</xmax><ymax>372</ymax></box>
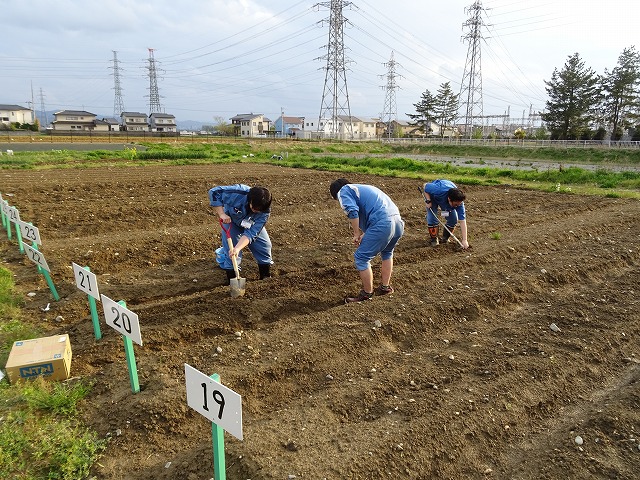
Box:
<box><xmin>212</xmin><ymin>115</ymin><xmax>235</xmax><ymax>136</ymax></box>
<box><xmin>542</xmin><ymin>53</ymin><xmax>601</xmax><ymax>140</ymax></box>
<box><xmin>601</xmin><ymin>46</ymin><xmax>640</xmax><ymax>140</ymax></box>
<box><xmin>407</xmin><ymin>89</ymin><xmax>437</xmax><ymax>135</ymax></box>
<box><xmin>434</xmin><ymin>82</ymin><xmax>459</xmax><ymax>137</ymax></box>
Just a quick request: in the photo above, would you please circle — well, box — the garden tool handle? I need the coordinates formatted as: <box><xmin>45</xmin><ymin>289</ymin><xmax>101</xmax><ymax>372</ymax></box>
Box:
<box><xmin>219</xmin><ymin>219</ymin><xmax>241</xmax><ymax>278</ymax></box>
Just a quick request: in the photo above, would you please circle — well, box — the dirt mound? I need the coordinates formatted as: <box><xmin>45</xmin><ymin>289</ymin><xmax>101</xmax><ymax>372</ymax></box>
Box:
<box><xmin>1</xmin><ymin>163</ymin><xmax>638</xmax><ymax>479</ymax></box>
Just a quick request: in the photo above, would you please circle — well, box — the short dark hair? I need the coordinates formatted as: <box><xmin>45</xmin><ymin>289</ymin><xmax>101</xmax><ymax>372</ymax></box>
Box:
<box><xmin>448</xmin><ymin>188</ymin><xmax>466</xmax><ymax>202</ymax></box>
<box><xmin>330</xmin><ymin>178</ymin><xmax>350</xmax><ymax>199</ymax></box>
<box><xmin>248</xmin><ymin>186</ymin><xmax>272</xmax><ymax>211</ymax></box>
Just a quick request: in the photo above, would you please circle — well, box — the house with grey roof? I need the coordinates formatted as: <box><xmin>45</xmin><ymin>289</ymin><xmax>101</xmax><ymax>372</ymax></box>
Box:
<box><xmin>149</xmin><ymin>113</ymin><xmax>177</xmax><ymax>133</ymax></box>
<box><xmin>0</xmin><ymin>104</ymin><xmax>34</xmax><ymax>126</ymax></box>
<box><xmin>51</xmin><ymin>110</ymin><xmax>99</xmax><ymax>131</ymax></box>
<box><xmin>121</xmin><ymin>112</ymin><xmax>148</xmax><ymax>132</ymax></box>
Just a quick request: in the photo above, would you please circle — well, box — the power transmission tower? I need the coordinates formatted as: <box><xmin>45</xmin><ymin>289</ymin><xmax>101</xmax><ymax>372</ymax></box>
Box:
<box><xmin>38</xmin><ymin>87</ymin><xmax>48</xmax><ymax>127</ymax></box>
<box><xmin>146</xmin><ymin>48</ymin><xmax>163</xmax><ymax>114</ymax></box>
<box><xmin>380</xmin><ymin>51</ymin><xmax>401</xmax><ymax>138</ymax></box>
<box><xmin>316</xmin><ymin>0</ymin><xmax>353</xmax><ymax>140</ymax></box>
<box><xmin>458</xmin><ymin>1</ymin><xmax>485</xmax><ymax>138</ymax></box>
<box><xmin>110</xmin><ymin>50</ymin><xmax>126</xmax><ymax>117</ymax></box>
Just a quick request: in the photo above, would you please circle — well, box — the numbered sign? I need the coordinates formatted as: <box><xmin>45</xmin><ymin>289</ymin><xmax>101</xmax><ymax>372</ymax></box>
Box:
<box><xmin>8</xmin><ymin>206</ymin><xmax>20</xmax><ymax>224</ymax></box>
<box><xmin>101</xmin><ymin>295</ymin><xmax>142</xmax><ymax>346</ymax></box>
<box><xmin>185</xmin><ymin>364</ymin><xmax>243</xmax><ymax>440</ymax></box>
<box><xmin>23</xmin><ymin>243</ymin><xmax>50</xmax><ymax>272</ymax></box>
<box><xmin>2</xmin><ymin>200</ymin><xmax>9</xmax><ymax>217</ymax></box>
<box><xmin>72</xmin><ymin>262</ymin><xmax>100</xmax><ymax>300</ymax></box>
<box><xmin>19</xmin><ymin>221</ymin><xmax>42</xmax><ymax>246</ymax></box>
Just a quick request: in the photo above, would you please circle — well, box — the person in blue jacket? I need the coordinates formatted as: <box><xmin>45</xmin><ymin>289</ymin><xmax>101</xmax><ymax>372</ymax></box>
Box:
<box><xmin>330</xmin><ymin>178</ymin><xmax>405</xmax><ymax>303</ymax></box>
<box><xmin>423</xmin><ymin>179</ymin><xmax>469</xmax><ymax>249</ymax></box>
<box><xmin>208</xmin><ymin>184</ymin><xmax>273</xmax><ymax>283</ymax></box>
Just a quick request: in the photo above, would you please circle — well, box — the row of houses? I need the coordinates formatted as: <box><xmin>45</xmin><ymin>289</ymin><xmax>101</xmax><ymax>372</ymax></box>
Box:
<box><xmin>2</xmin><ymin>103</ymin><xmax>445</xmax><ymax>138</ymax></box>
<box><xmin>51</xmin><ymin>111</ymin><xmax>178</xmax><ymax>133</ymax></box>
<box><xmin>234</xmin><ymin>113</ymin><xmax>445</xmax><ymax>139</ymax></box>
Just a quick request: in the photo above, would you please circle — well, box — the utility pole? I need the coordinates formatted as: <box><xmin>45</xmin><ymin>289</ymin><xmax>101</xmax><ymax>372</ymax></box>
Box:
<box><xmin>146</xmin><ymin>48</ymin><xmax>163</xmax><ymax>114</ymax></box>
<box><xmin>110</xmin><ymin>50</ymin><xmax>126</xmax><ymax>117</ymax></box>
<box><xmin>380</xmin><ymin>51</ymin><xmax>401</xmax><ymax>138</ymax></box>
<box><xmin>281</xmin><ymin>107</ymin><xmax>285</xmax><ymax>137</ymax></box>
<box><xmin>316</xmin><ymin>0</ymin><xmax>354</xmax><ymax>140</ymax></box>
<box><xmin>38</xmin><ymin>88</ymin><xmax>48</xmax><ymax>128</ymax></box>
<box><xmin>459</xmin><ymin>1</ymin><xmax>485</xmax><ymax>139</ymax></box>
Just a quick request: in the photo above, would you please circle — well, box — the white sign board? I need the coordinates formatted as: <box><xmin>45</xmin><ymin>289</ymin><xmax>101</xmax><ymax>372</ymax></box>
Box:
<box><xmin>8</xmin><ymin>206</ymin><xmax>20</xmax><ymax>224</ymax></box>
<box><xmin>72</xmin><ymin>262</ymin><xmax>100</xmax><ymax>300</ymax></box>
<box><xmin>2</xmin><ymin>200</ymin><xmax>9</xmax><ymax>217</ymax></box>
<box><xmin>101</xmin><ymin>295</ymin><xmax>143</xmax><ymax>346</ymax></box>
<box><xmin>23</xmin><ymin>243</ymin><xmax>50</xmax><ymax>272</ymax></box>
<box><xmin>185</xmin><ymin>364</ymin><xmax>243</xmax><ymax>441</ymax></box>
<box><xmin>19</xmin><ymin>221</ymin><xmax>42</xmax><ymax>246</ymax></box>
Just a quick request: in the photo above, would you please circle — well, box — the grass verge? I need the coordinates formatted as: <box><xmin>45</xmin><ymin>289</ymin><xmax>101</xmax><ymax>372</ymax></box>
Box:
<box><xmin>1</xmin><ymin>143</ymin><xmax>638</xmax><ymax>197</ymax></box>
<box><xmin>0</xmin><ymin>265</ymin><xmax>105</xmax><ymax>480</ymax></box>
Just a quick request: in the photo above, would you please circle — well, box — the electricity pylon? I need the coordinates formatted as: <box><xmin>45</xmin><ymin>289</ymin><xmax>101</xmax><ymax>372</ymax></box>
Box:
<box><xmin>380</xmin><ymin>51</ymin><xmax>401</xmax><ymax>138</ymax></box>
<box><xmin>110</xmin><ymin>50</ymin><xmax>126</xmax><ymax>117</ymax></box>
<box><xmin>146</xmin><ymin>48</ymin><xmax>163</xmax><ymax>114</ymax></box>
<box><xmin>316</xmin><ymin>0</ymin><xmax>354</xmax><ymax>139</ymax></box>
<box><xmin>459</xmin><ymin>1</ymin><xmax>485</xmax><ymax>138</ymax></box>
<box><xmin>38</xmin><ymin>87</ymin><xmax>48</xmax><ymax>128</ymax></box>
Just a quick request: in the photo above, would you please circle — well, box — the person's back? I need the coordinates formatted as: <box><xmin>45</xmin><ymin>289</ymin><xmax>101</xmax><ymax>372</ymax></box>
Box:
<box><xmin>338</xmin><ymin>183</ymin><xmax>400</xmax><ymax>230</ymax></box>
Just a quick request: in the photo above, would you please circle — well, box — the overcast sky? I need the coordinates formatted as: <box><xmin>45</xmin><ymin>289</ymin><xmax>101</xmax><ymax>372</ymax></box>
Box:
<box><xmin>2</xmin><ymin>0</ymin><xmax>639</xmax><ymax>124</ymax></box>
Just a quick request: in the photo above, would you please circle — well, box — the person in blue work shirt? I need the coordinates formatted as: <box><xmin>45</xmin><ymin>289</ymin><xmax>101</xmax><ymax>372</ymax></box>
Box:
<box><xmin>330</xmin><ymin>178</ymin><xmax>405</xmax><ymax>303</ymax></box>
<box><xmin>423</xmin><ymin>179</ymin><xmax>470</xmax><ymax>249</ymax></box>
<box><xmin>208</xmin><ymin>184</ymin><xmax>273</xmax><ymax>284</ymax></box>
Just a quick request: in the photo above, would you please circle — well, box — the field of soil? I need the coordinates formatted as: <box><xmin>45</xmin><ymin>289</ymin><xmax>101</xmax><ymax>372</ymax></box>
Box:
<box><xmin>1</xmin><ymin>162</ymin><xmax>638</xmax><ymax>479</ymax></box>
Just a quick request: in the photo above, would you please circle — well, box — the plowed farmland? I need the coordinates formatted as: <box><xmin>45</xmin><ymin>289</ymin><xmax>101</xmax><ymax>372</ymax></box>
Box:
<box><xmin>1</xmin><ymin>163</ymin><xmax>639</xmax><ymax>479</ymax></box>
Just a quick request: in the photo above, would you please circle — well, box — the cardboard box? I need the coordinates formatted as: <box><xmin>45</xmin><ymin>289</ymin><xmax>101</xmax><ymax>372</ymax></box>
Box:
<box><xmin>4</xmin><ymin>334</ymin><xmax>72</xmax><ymax>383</ymax></box>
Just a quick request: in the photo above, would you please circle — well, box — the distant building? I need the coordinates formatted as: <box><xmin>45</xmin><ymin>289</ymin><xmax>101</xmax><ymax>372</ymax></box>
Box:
<box><xmin>102</xmin><ymin>118</ymin><xmax>121</xmax><ymax>132</ymax></box>
<box><xmin>149</xmin><ymin>113</ymin><xmax>177</xmax><ymax>133</ymax></box>
<box><xmin>230</xmin><ymin>113</ymin><xmax>271</xmax><ymax>137</ymax></box>
<box><xmin>121</xmin><ymin>112</ymin><xmax>148</xmax><ymax>132</ymax></box>
<box><xmin>0</xmin><ymin>104</ymin><xmax>34</xmax><ymax>126</ymax></box>
<box><xmin>314</xmin><ymin>115</ymin><xmax>377</xmax><ymax>140</ymax></box>
<box><xmin>51</xmin><ymin>110</ymin><xmax>98</xmax><ymax>131</ymax></box>
<box><xmin>274</xmin><ymin>115</ymin><xmax>304</xmax><ymax>137</ymax></box>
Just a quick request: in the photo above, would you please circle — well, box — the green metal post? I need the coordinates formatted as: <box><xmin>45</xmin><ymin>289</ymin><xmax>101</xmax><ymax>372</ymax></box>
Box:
<box><xmin>83</xmin><ymin>266</ymin><xmax>102</xmax><ymax>340</ymax></box>
<box><xmin>15</xmin><ymin>221</ymin><xmax>24</xmax><ymax>253</ymax></box>
<box><xmin>211</xmin><ymin>373</ymin><xmax>226</xmax><ymax>480</ymax></box>
<box><xmin>32</xmin><ymin>243</ymin><xmax>59</xmax><ymax>301</ymax></box>
<box><xmin>118</xmin><ymin>300</ymin><xmax>140</xmax><ymax>394</ymax></box>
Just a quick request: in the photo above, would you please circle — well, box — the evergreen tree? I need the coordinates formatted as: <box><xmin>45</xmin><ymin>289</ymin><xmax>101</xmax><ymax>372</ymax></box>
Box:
<box><xmin>601</xmin><ymin>46</ymin><xmax>640</xmax><ymax>140</ymax></box>
<box><xmin>407</xmin><ymin>89</ymin><xmax>437</xmax><ymax>135</ymax></box>
<box><xmin>434</xmin><ymin>82</ymin><xmax>459</xmax><ymax>137</ymax></box>
<box><xmin>542</xmin><ymin>53</ymin><xmax>601</xmax><ymax>140</ymax></box>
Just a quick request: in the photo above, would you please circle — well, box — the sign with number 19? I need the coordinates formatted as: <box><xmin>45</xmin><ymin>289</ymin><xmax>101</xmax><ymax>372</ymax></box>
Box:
<box><xmin>185</xmin><ymin>364</ymin><xmax>243</xmax><ymax>440</ymax></box>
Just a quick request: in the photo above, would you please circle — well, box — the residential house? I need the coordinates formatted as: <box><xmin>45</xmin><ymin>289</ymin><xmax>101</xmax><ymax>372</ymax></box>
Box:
<box><xmin>51</xmin><ymin>110</ymin><xmax>98</xmax><ymax>131</ymax></box>
<box><xmin>274</xmin><ymin>115</ymin><xmax>304</xmax><ymax>137</ymax></box>
<box><xmin>121</xmin><ymin>112</ymin><xmax>148</xmax><ymax>132</ymax></box>
<box><xmin>358</xmin><ymin>117</ymin><xmax>377</xmax><ymax>140</ymax></box>
<box><xmin>92</xmin><ymin>119</ymin><xmax>111</xmax><ymax>133</ymax></box>
<box><xmin>102</xmin><ymin>118</ymin><xmax>121</xmax><ymax>132</ymax></box>
<box><xmin>230</xmin><ymin>113</ymin><xmax>271</xmax><ymax>137</ymax></box>
<box><xmin>378</xmin><ymin>119</ymin><xmax>452</xmax><ymax>138</ymax></box>
<box><xmin>317</xmin><ymin>115</ymin><xmax>376</xmax><ymax>140</ymax></box>
<box><xmin>0</xmin><ymin>104</ymin><xmax>34</xmax><ymax>126</ymax></box>
<box><xmin>149</xmin><ymin>113</ymin><xmax>177</xmax><ymax>133</ymax></box>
